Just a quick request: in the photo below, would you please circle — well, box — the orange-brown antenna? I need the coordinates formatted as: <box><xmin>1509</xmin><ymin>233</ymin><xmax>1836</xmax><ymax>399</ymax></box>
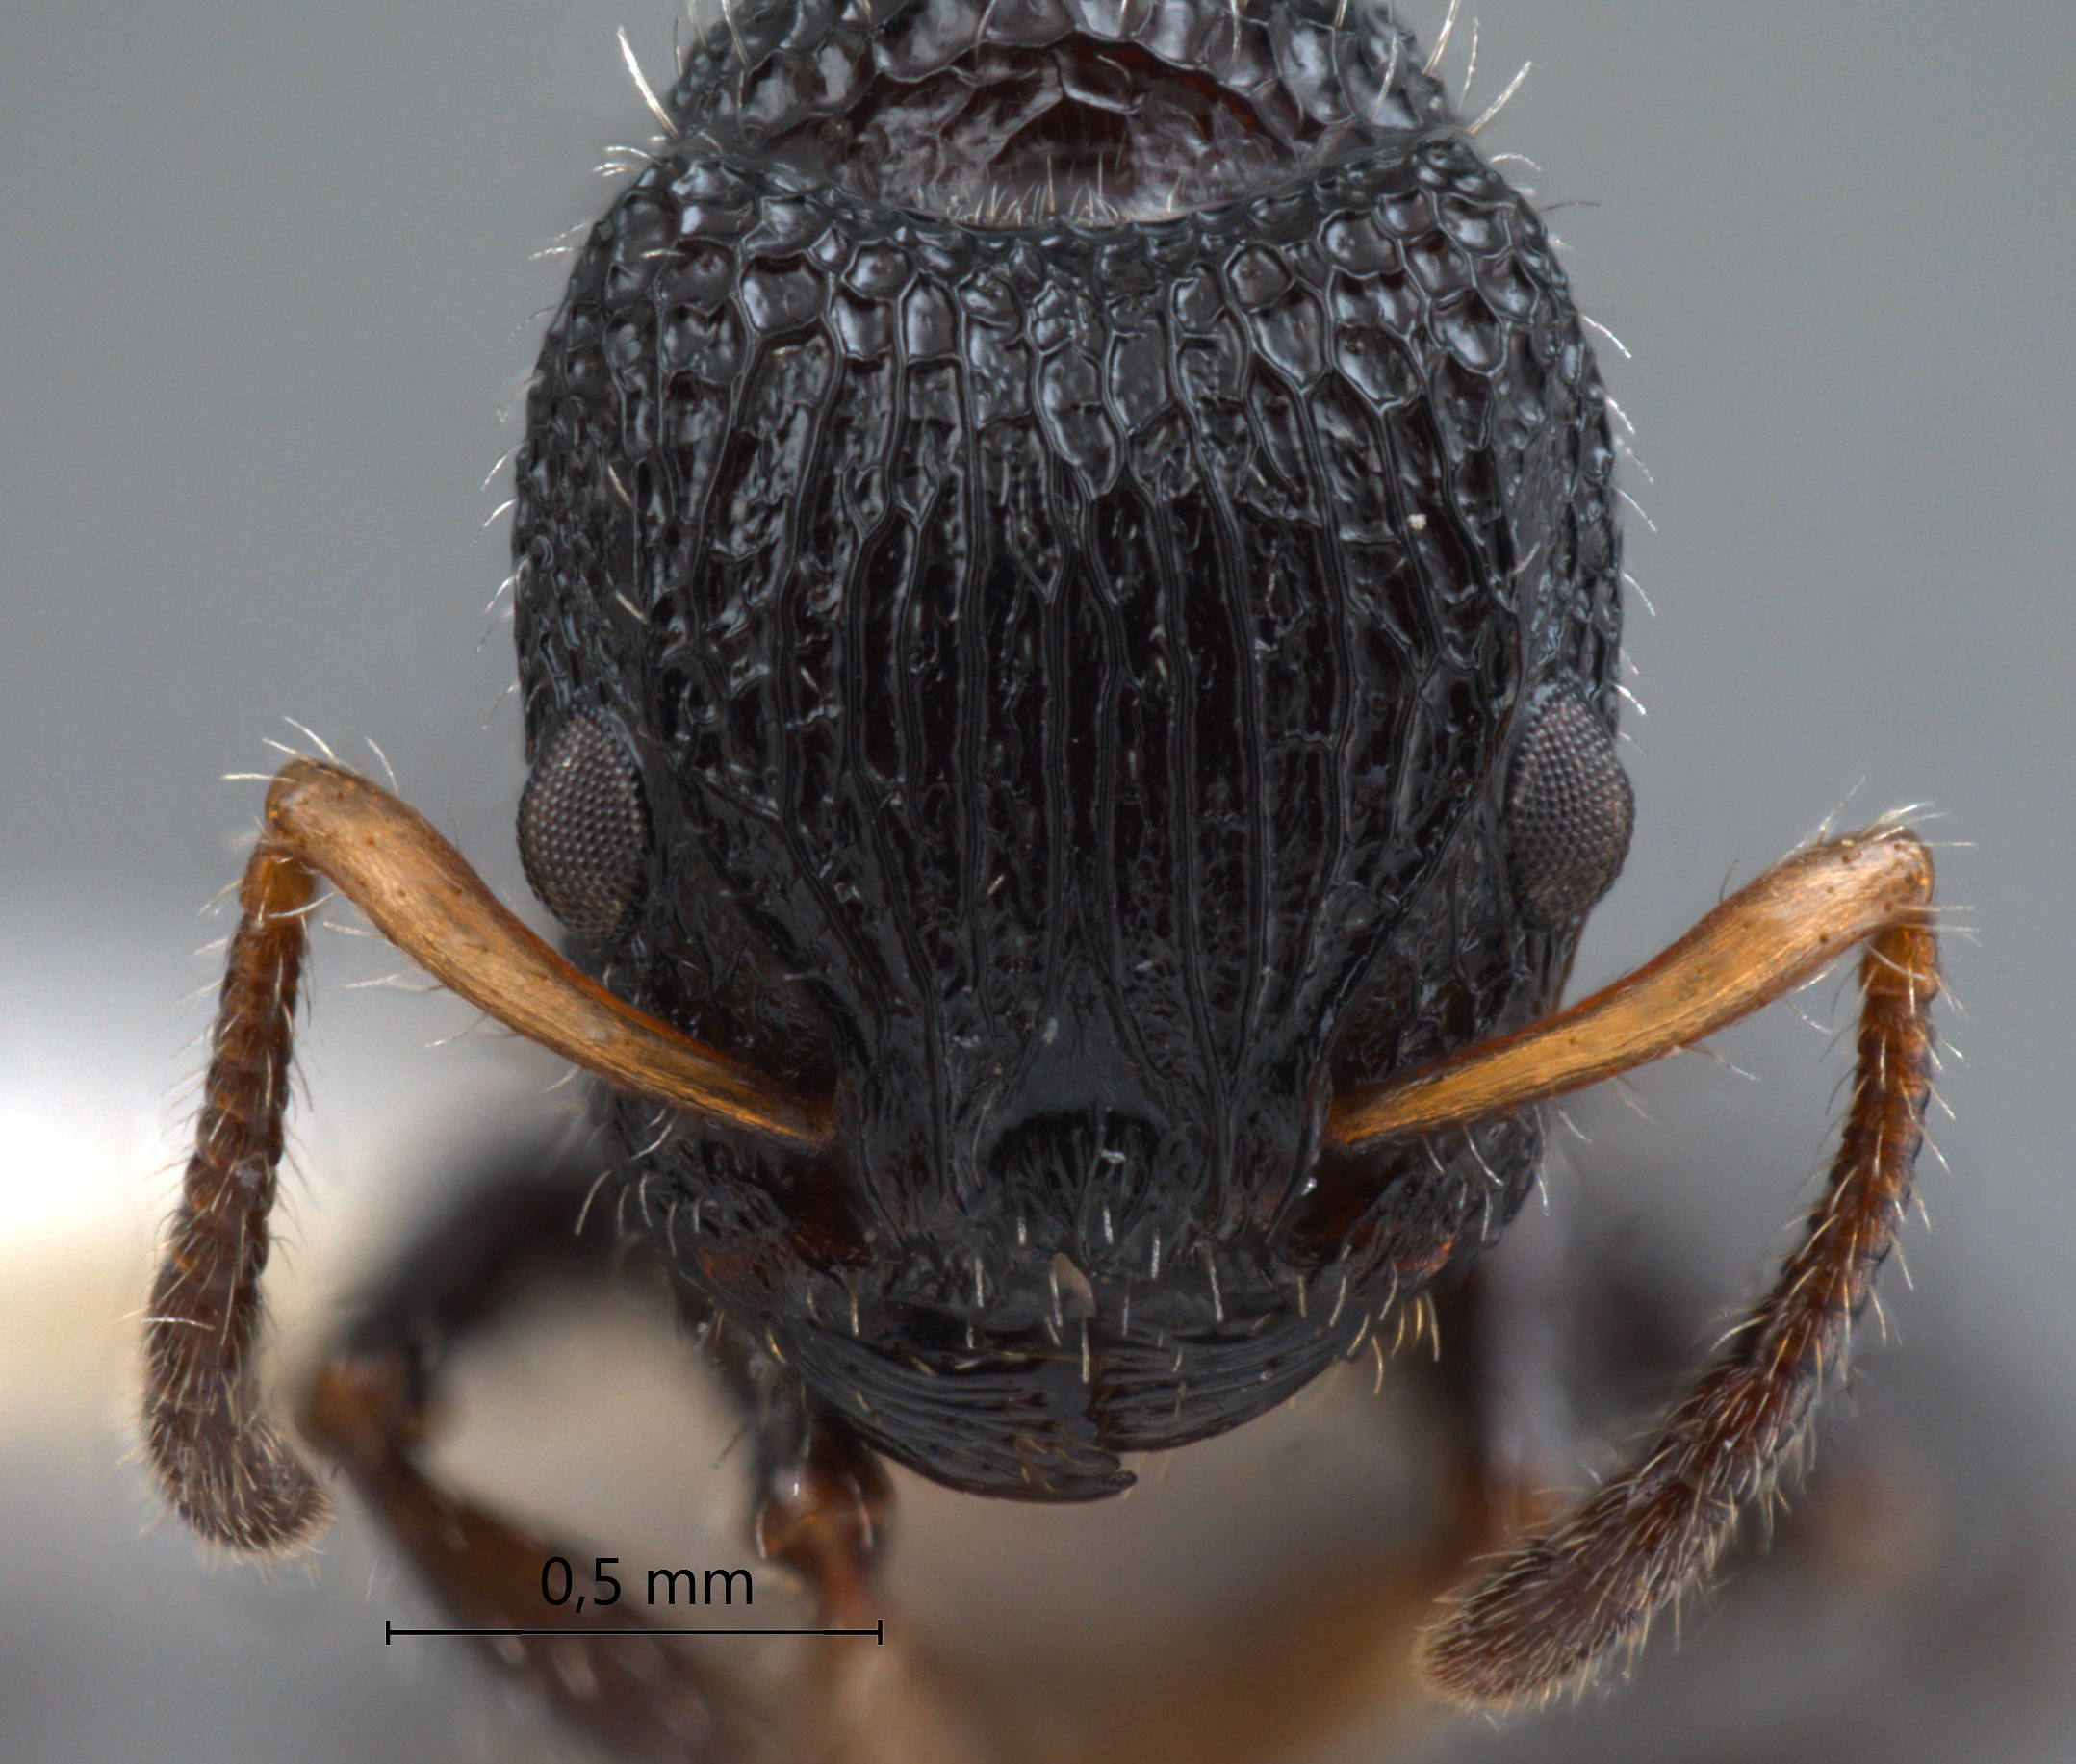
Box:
<box><xmin>142</xmin><ymin>759</ymin><xmax>832</xmax><ymax>1550</ymax></box>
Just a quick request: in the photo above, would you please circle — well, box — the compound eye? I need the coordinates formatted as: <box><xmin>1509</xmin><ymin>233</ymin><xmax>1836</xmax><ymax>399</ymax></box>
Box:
<box><xmin>1506</xmin><ymin>686</ymin><xmax>1634</xmax><ymax>926</ymax></box>
<box><xmin>517</xmin><ymin>710</ymin><xmax>649</xmax><ymax>941</ymax></box>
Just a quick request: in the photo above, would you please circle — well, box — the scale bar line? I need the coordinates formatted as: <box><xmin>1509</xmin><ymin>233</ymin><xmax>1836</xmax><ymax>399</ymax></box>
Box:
<box><xmin>385</xmin><ymin>1620</ymin><xmax>884</xmax><ymax>1645</ymax></box>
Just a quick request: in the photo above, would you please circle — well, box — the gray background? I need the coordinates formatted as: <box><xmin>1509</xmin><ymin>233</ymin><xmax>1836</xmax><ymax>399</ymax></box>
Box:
<box><xmin>3</xmin><ymin>0</ymin><xmax>2072</xmax><ymax>1759</ymax></box>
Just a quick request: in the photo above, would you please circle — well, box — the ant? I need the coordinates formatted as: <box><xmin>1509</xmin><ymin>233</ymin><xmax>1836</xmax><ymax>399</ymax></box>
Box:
<box><xmin>143</xmin><ymin>0</ymin><xmax>1937</xmax><ymax>1753</ymax></box>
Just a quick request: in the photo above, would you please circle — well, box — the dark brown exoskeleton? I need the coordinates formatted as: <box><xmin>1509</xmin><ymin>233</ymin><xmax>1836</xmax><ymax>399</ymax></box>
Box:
<box><xmin>142</xmin><ymin>0</ymin><xmax>1941</xmax><ymax>1752</ymax></box>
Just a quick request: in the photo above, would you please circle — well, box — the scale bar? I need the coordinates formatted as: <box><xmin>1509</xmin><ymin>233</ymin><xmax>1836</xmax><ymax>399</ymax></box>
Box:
<box><xmin>386</xmin><ymin>1620</ymin><xmax>883</xmax><ymax>1645</ymax></box>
